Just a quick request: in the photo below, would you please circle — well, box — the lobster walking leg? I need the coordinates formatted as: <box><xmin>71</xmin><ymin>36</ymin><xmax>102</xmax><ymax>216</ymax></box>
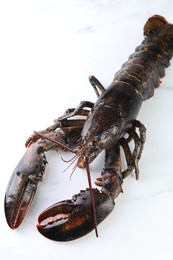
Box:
<box><xmin>89</xmin><ymin>75</ymin><xmax>106</xmax><ymax>97</ymax></box>
<box><xmin>120</xmin><ymin>120</ymin><xmax>146</xmax><ymax>180</ymax></box>
<box><xmin>96</xmin><ymin>146</ymin><xmax>123</xmax><ymax>197</ymax></box>
<box><xmin>58</xmin><ymin>101</ymin><xmax>94</xmax><ymax>121</ymax></box>
<box><xmin>58</xmin><ymin>75</ymin><xmax>106</xmax><ymax>121</ymax></box>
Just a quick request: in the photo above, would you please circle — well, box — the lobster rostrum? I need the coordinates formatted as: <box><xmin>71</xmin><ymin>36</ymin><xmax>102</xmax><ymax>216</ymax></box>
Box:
<box><xmin>5</xmin><ymin>15</ymin><xmax>173</xmax><ymax>241</ymax></box>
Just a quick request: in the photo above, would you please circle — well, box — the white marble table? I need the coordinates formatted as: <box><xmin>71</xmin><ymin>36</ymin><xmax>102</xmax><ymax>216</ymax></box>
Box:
<box><xmin>1</xmin><ymin>1</ymin><xmax>173</xmax><ymax>259</ymax></box>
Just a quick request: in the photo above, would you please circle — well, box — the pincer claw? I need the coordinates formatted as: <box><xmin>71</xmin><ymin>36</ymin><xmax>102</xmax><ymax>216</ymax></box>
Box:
<box><xmin>4</xmin><ymin>142</ymin><xmax>47</xmax><ymax>229</ymax></box>
<box><xmin>37</xmin><ymin>188</ymin><xmax>115</xmax><ymax>241</ymax></box>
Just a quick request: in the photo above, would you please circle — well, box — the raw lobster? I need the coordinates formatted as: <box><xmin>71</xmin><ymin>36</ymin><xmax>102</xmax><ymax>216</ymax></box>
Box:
<box><xmin>5</xmin><ymin>15</ymin><xmax>173</xmax><ymax>241</ymax></box>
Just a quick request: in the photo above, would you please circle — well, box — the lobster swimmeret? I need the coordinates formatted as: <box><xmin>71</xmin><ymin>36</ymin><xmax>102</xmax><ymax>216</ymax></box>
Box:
<box><xmin>5</xmin><ymin>15</ymin><xmax>173</xmax><ymax>241</ymax></box>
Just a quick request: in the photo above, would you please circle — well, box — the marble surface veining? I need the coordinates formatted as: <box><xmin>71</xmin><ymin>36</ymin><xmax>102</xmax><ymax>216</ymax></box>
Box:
<box><xmin>1</xmin><ymin>1</ymin><xmax>173</xmax><ymax>259</ymax></box>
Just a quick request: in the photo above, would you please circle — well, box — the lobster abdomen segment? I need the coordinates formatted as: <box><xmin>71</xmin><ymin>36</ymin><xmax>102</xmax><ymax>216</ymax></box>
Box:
<box><xmin>113</xmin><ymin>15</ymin><xmax>173</xmax><ymax>101</ymax></box>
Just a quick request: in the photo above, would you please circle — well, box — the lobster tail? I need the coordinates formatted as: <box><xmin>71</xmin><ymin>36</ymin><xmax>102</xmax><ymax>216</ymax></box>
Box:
<box><xmin>113</xmin><ymin>15</ymin><xmax>173</xmax><ymax>101</ymax></box>
<box><xmin>144</xmin><ymin>15</ymin><xmax>168</xmax><ymax>36</ymax></box>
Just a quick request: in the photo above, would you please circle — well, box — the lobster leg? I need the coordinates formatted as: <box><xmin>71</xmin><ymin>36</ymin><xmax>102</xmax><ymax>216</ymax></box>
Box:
<box><xmin>56</xmin><ymin>76</ymin><xmax>105</xmax><ymax>121</ymax></box>
<box><xmin>120</xmin><ymin>120</ymin><xmax>146</xmax><ymax>179</ymax></box>
<box><xmin>5</xmin><ymin>116</ymin><xmax>87</xmax><ymax>229</ymax></box>
<box><xmin>89</xmin><ymin>75</ymin><xmax>106</xmax><ymax>97</ymax></box>
<box><xmin>58</xmin><ymin>101</ymin><xmax>94</xmax><ymax>121</ymax></box>
<box><xmin>26</xmin><ymin>102</ymin><xmax>92</xmax><ymax>148</ymax></box>
<box><xmin>120</xmin><ymin>137</ymin><xmax>136</xmax><ymax>178</ymax></box>
<box><xmin>96</xmin><ymin>145</ymin><xmax>123</xmax><ymax>197</ymax></box>
<box><xmin>56</xmin><ymin>75</ymin><xmax>107</xmax><ymax>121</ymax></box>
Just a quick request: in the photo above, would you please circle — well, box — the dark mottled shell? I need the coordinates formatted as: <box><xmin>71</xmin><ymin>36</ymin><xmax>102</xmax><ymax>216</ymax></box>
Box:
<box><xmin>113</xmin><ymin>15</ymin><xmax>173</xmax><ymax>101</ymax></box>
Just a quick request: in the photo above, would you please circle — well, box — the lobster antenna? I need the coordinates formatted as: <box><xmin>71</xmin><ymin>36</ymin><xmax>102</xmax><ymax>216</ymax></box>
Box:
<box><xmin>33</xmin><ymin>131</ymin><xmax>75</xmax><ymax>153</ymax></box>
<box><xmin>85</xmin><ymin>162</ymin><xmax>98</xmax><ymax>238</ymax></box>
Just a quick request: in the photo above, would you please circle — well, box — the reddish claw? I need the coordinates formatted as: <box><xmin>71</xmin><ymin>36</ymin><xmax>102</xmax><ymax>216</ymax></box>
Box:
<box><xmin>37</xmin><ymin>189</ymin><xmax>115</xmax><ymax>241</ymax></box>
<box><xmin>4</xmin><ymin>142</ymin><xmax>47</xmax><ymax>229</ymax></box>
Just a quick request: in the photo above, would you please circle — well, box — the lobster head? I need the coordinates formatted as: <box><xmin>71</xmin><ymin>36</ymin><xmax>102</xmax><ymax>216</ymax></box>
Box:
<box><xmin>77</xmin><ymin>103</ymin><xmax>124</xmax><ymax>168</ymax></box>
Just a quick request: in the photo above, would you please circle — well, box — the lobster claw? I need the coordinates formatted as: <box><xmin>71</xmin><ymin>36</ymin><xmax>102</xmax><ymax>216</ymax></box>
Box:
<box><xmin>37</xmin><ymin>188</ymin><xmax>115</xmax><ymax>241</ymax></box>
<box><xmin>5</xmin><ymin>143</ymin><xmax>47</xmax><ymax>229</ymax></box>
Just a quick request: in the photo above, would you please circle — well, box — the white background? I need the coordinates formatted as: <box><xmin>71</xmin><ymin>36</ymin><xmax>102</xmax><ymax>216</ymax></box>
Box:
<box><xmin>1</xmin><ymin>1</ymin><xmax>173</xmax><ymax>259</ymax></box>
